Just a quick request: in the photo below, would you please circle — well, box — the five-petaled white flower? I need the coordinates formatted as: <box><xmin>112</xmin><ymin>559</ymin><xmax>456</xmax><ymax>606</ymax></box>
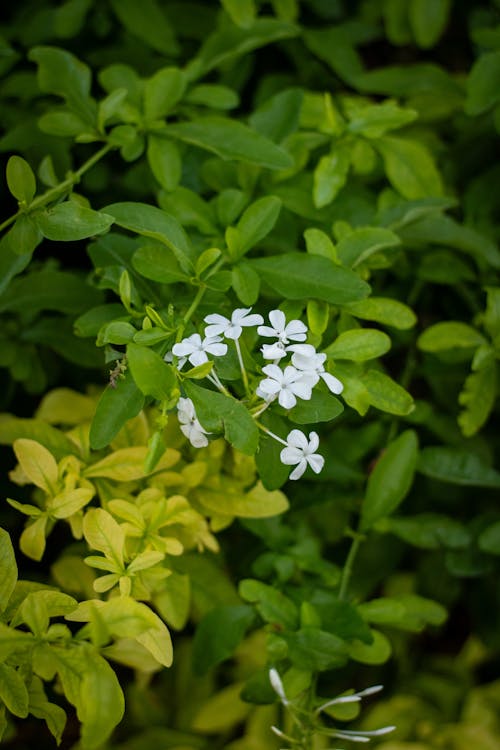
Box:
<box><xmin>280</xmin><ymin>429</ymin><xmax>324</xmax><ymax>480</ymax></box>
<box><xmin>204</xmin><ymin>308</ymin><xmax>264</xmax><ymax>340</ymax></box>
<box><xmin>172</xmin><ymin>333</ymin><xmax>227</xmax><ymax>368</ymax></box>
<box><xmin>291</xmin><ymin>344</ymin><xmax>344</xmax><ymax>395</ymax></box>
<box><xmin>177</xmin><ymin>397</ymin><xmax>209</xmax><ymax>448</ymax></box>
<box><xmin>258</xmin><ymin>309</ymin><xmax>307</xmax><ymax>345</ymax></box>
<box><xmin>259</xmin><ymin>364</ymin><xmax>312</xmax><ymax>409</ymax></box>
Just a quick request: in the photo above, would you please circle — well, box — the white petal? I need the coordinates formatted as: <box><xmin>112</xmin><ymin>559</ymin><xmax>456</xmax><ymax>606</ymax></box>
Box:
<box><xmin>308</xmin><ymin>431</ymin><xmax>320</xmax><ymax>452</ymax></box>
<box><xmin>177</xmin><ymin>397</ymin><xmax>195</xmax><ymax>421</ymax></box>
<box><xmin>258</xmin><ymin>378</ymin><xmax>281</xmax><ymax>395</ymax></box>
<box><xmin>224</xmin><ymin>324</ymin><xmax>242</xmax><ymax>340</ymax></box>
<box><xmin>291</xmin><ymin>380</ymin><xmax>312</xmax><ymax>400</ymax></box>
<box><xmin>282</xmin><ymin>365</ymin><xmax>301</xmax><ymax>383</ymax></box>
<box><xmin>279</xmin><ymin>389</ymin><xmax>297</xmax><ymax>409</ymax></box>
<box><xmin>257</xmin><ymin>325</ymin><xmax>279</xmax><ymax>338</ymax></box>
<box><xmin>286</xmin><ymin>429</ymin><xmax>309</xmax><ymax>451</ymax></box>
<box><xmin>204</xmin><ymin>323</ymin><xmax>225</xmax><ymax>338</ymax></box>
<box><xmin>188</xmin><ymin>350</ymin><xmax>208</xmax><ymax>366</ymax></box>
<box><xmin>204</xmin><ymin>313</ymin><xmax>229</xmax><ymax>326</ymax></box>
<box><xmin>269</xmin><ymin>309</ymin><xmax>286</xmax><ymax>332</ymax></box>
<box><xmin>205</xmin><ymin>342</ymin><xmax>227</xmax><ymax>357</ymax></box>
<box><xmin>231</xmin><ymin>307</ymin><xmax>252</xmax><ymax>322</ymax></box>
<box><xmin>321</xmin><ymin>371</ymin><xmax>344</xmax><ymax>394</ymax></box>
<box><xmin>288</xmin><ymin>343</ymin><xmax>317</xmax><ymax>357</ymax></box>
<box><xmin>261</xmin><ymin>343</ymin><xmax>287</xmax><ymax>359</ymax></box>
<box><xmin>189</xmin><ymin>427</ymin><xmax>209</xmax><ymax>448</ymax></box>
<box><xmin>173</xmin><ymin>341</ymin><xmax>195</xmax><ymax>356</ymax></box>
<box><xmin>299</xmin><ymin>372</ymin><xmax>320</xmax><ymax>389</ymax></box>
<box><xmin>262</xmin><ymin>364</ymin><xmax>284</xmax><ymax>381</ymax></box>
<box><xmin>284</xmin><ymin>319</ymin><xmax>308</xmax><ymax>339</ymax></box>
<box><xmin>280</xmin><ymin>446</ymin><xmax>305</xmax><ymax>464</ymax></box>
<box><xmin>241</xmin><ymin>313</ymin><xmax>264</xmax><ymax>327</ymax></box>
<box><xmin>307</xmin><ymin>453</ymin><xmax>324</xmax><ymax>474</ymax></box>
<box><xmin>289</xmin><ymin>459</ymin><xmax>307</xmax><ymax>480</ymax></box>
<box><xmin>269</xmin><ymin>668</ymin><xmax>287</xmax><ymax>702</ymax></box>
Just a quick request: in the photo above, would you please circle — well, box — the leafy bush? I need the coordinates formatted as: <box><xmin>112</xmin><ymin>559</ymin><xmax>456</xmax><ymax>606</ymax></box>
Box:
<box><xmin>0</xmin><ymin>0</ymin><xmax>499</xmax><ymax>748</ymax></box>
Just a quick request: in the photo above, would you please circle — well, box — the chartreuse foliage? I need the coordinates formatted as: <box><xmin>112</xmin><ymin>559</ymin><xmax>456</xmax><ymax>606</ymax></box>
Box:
<box><xmin>0</xmin><ymin>0</ymin><xmax>499</xmax><ymax>748</ymax></box>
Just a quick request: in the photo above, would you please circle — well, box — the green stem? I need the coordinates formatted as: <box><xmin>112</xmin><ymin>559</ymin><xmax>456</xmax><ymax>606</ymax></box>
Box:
<box><xmin>338</xmin><ymin>533</ymin><xmax>362</xmax><ymax>600</ymax></box>
<box><xmin>0</xmin><ymin>143</ymin><xmax>114</xmax><ymax>234</ymax></box>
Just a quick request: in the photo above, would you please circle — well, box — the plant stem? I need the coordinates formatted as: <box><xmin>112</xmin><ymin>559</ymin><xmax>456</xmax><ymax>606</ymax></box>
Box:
<box><xmin>255</xmin><ymin>421</ymin><xmax>288</xmax><ymax>446</ymax></box>
<box><xmin>338</xmin><ymin>532</ymin><xmax>362</xmax><ymax>600</ymax></box>
<box><xmin>234</xmin><ymin>337</ymin><xmax>250</xmax><ymax>397</ymax></box>
<box><xmin>0</xmin><ymin>143</ymin><xmax>114</xmax><ymax>233</ymax></box>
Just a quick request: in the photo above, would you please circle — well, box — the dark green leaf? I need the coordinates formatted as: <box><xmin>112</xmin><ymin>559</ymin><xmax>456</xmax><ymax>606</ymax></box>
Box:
<box><xmin>192</xmin><ymin>605</ymin><xmax>254</xmax><ymax>674</ymax></box>
<box><xmin>250</xmin><ymin>253</ymin><xmax>370</xmax><ymax>304</ymax></box>
<box><xmin>164</xmin><ymin>117</ymin><xmax>293</xmax><ymax>170</ymax></box>
<box><xmin>465</xmin><ymin>50</ymin><xmax>500</xmax><ymax>115</ymax></box>
<box><xmin>184</xmin><ymin>382</ymin><xmax>258</xmax><ymax>455</ymax></box>
<box><xmin>418</xmin><ymin>447</ymin><xmax>500</xmax><ymax>488</ymax></box>
<box><xmin>89</xmin><ymin>371</ymin><xmax>145</xmax><ymax>450</ymax></box>
<box><xmin>478</xmin><ymin>522</ymin><xmax>500</xmax><ymax>555</ymax></box>
<box><xmin>288</xmin><ymin>390</ymin><xmax>344</xmax><ymax>424</ymax></box>
<box><xmin>337</xmin><ymin>227</ymin><xmax>400</xmax><ymax>268</ymax></box>
<box><xmin>36</xmin><ymin>202</ymin><xmax>114</xmax><ymax>242</ymax></box>
<box><xmin>249</xmin><ymin>88</ymin><xmax>303</xmax><ymax>142</ymax></box>
<box><xmin>109</xmin><ymin>0</ymin><xmax>179</xmax><ymax>56</ymax></box>
<box><xmin>0</xmin><ymin>269</ymin><xmax>103</xmax><ymax>315</ymax></box>
<box><xmin>283</xmin><ymin>628</ymin><xmax>348</xmax><ymax>670</ymax></box>
<box><xmin>132</xmin><ymin>243</ymin><xmax>189</xmax><ymax>284</ymax></box>
<box><xmin>239</xmin><ymin>579</ymin><xmax>298</xmax><ymax>629</ymax></box>
<box><xmin>409</xmin><ymin>0</ymin><xmax>451</xmax><ymax>48</ymax></box>
<box><xmin>127</xmin><ymin>343</ymin><xmax>177</xmax><ymax>402</ymax></box>
<box><xmin>103</xmin><ymin>202</ymin><xmax>195</xmax><ymax>272</ymax></box>
<box><xmin>226</xmin><ymin>196</ymin><xmax>282</xmax><ymax>259</ymax></box>
<box><xmin>361</xmin><ymin>430</ymin><xmax>419</xmax><ymax>531</ymax></box>
<box><xmin>147</xmin><ymin>136</ymin><xmax>182</xmax><ymax>192</ymax></box>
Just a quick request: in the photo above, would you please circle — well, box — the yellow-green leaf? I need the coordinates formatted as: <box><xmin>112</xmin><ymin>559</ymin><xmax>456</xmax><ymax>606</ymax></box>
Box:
<box><xmin>13</xmin><ymin>439</ymin><xmax>59</xmax><ymax>493</ymax></box>
<box><xmin>84</xmin><ymin>447</ymin><xmax>149</xmax><ymax>481</ymax></box>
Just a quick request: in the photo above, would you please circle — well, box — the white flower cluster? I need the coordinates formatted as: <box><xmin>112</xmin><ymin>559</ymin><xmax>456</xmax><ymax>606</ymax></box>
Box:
<box><xmin>269</xmin><ymin>668</ymin><xmax>396</xmax><ymax>746</ymax></box>
<box><xmin>167</xmin><ymin>308</ymin><xmax>344</xmax><ymax>482</ymax></box>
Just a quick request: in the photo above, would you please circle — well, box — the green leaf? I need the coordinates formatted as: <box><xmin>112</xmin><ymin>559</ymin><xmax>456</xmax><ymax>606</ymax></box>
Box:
<box><xmin>376</xmin><ymin>136</ymin><xmax>443</xmax><ymax>199</ymax></box>
<box><xmin>458</xmin><ymin>359</ymin><xmax>497</xmax><ymax>437</ymax></box>
<box><xmin>313</xmin><ymin>145</ymin><xmax>350</xmax><ymax>208</ymax></box>
<box><xmin>192</xmin><ymin>605</ymin><xmax>254</xmax><ymax>674</ymax></box>
<box><xmin>478</xmin><ymin>522</ymin><xmax>500</xmax><ymax>555</ymax></box>
<box><xmin>36</xmin><ymin>202</ymin><xmax>114</xmax><ymax>242</ymax></box>
<box><xmin>13</xmin><ymin>438</ymin><xmax>58</xmax><ymax>493</ymax></box>
<box><xmin>127</xmin><ymin>343</ymin><xmax>177</xmax><ymax>402</ymax></box>
<box><xmin>362</xmin><ymin>369</ymin><xmax>415</xmax><ymax>415</ymax></box>
<box><xmin>164</xmin><ymin>117</ymin><xmax>293</xmax><ymax>170</ymax></box>
<box><xmin>239</xmin><ymin>579</ymin><xmax>298</xmax><ymax>629</ymax></box>
<box><xmin>250</xmin><ymin>253</ymin><xmax>370</xmax><ymax>304</ymax></box>
<box><xmin>347</xmin><ymin>102</ymin><xmax>417</xmax><ymax>138</ymax></box>
<box><xmin>309</xmin><ymin>592</ymin><xmax>373</xmax><ymax>643</ymax></box>
<box><xmin>0</xmin><ymin>664</ymin><xmax>28</xmax><ymax>718</ymax></box>
<box><xmin>0</xmin><ymin>417</ymin><xmax>78</xmax><ymax>460</ymax></box>
<box><xmin>379</xmin><ymin>513</ymin><xmax>470</xmax><ymax>550</ymax></box>
<box><xmin>254</xmin><ymin>413</ymin><xmax>290</xmax><ymax>490</ymax></box>
<box><xmin>289</xmin><ymin>390</ymin><xmax>344</xmax><ymax>424</ymax></box>
<box><xmin>304</xmin><ymin>227</ymin><xmax>337</xmax><ymax>262</ymax></box>
<box><xmin>132</xmin><ymin>242</ymin><xmax>189</xmax><ymax>285</ymax></box>
<box><xmin>98</xmin><ymin>321</ymin><xmax>136</xmax><ymax>346</ymax></box>
<box><xmin>361</xmin><ymin>430</ymin><xmax>419</xmax><ymax>530</ymax></box>
<box><xmin>159</xmin><ymin>187</ymin><xmax>217</xmax><ymax>235</ymax></box>
<box><xmin>221</xmin><ymin>0</ymin><xmax>255</xmax><ymax>28</ymax></box>
<box><xmin>109</xmin><ymin>0</ymin><xmax>179</xmax><ymax>56</ymax></box>
<box><xmin>409</xmin><ymin>0</ymin><xmax>451</xmax><ymax>48</ymax></box>
<box><xmin>417</xmin><ymin>322</ymin><xmax>485</xmax><ymax>352</ymax></box>
<box><xmin>38</xmin><ymin>110</ymin><xmax>91</xmax><ymax>137</ymax></box>
<box><xmin>337</xmin><ymin>227</ymin><xmax>401</xmax><ymax>268</ymax></box>
<box><xmin>144</xmin><ymin>67</ymin><xmax>186</xmax><ymax>121</ymax></box>
<box><xmin>0</xmin><ymin>268</ymin><xmax>102</xmax><ymax>315</ymax></box>
<box><xmin>89</xmin><ymin>370</ymin><xmax>145</xmax><ymax>450</ymax></box>
<box><xmin>79</xmin><ymin>651</ymin><xmax>125</xmax><ymax>749</ymax></box>
<box><xmin>344</xmin><ymin>297</ymin><xmax>417</xmax><ymax>329</ymax></box>
<box><xmin>304</xmin><ymin>27</ymin><xmax>364</xmax><ymax>84</ymax></box>
<box><xmin>418</xmin><ymin>446</ymin><xmax>500</xmax><ymax>488</ymax></box>
<box><xmin>283</xmin><ymin>628</ymin><xmax>348</xmax><ymax>671</ymax></box>
<box><xmin>347</xmin><ymin>629</ymin><xmax>391</xmax><ymax>665</ymax></box>
<box><xmin>4</xmin><ymin>215</ymin><xmax>42</xmax><ymax>256</ymax></box>
<box><xmin>465</xmin><ymin>50</ymin><xmax>500</xmax><ymax>115</ymax></box>
<box><xmin>226</xmin><ymin>196</ymin><xmax>282</xmax><ymax>260</ymax></box>
<box><xmin>184</xmin><ymin>381</ymin><xmax>259</xmax><ymax>455</ymax></box>
<box><xmin>185</xmin><ymin>84</ymin><xmax>239</xmax><ymax>110</ymax></box>
<box><xmin>103</xmin><ymin>202</ymin><xmax>195</xmax><ymax>272</ymax></box>
<box><xmin>249</xmin><ymin>87</ymin><xmax>303</xmax><ymax>142</ymax></box>
<box><xmin>29</xmin><ymin>46</ymin><xmax>96</xmax><ymax>124</ymax></box>
<box><xmin>232</xmin><ymin>262</ymin><xmax>260</xmax><ymax>305</ymax></box>
<box><xmin>0</xmin><ymin>529</ymin><xmax>17</xmax><ymax>614</ymax></box>
<box><xmin>325</xmin><ymin>329</ymin><xmax>391</xmax><ymax>362</ymax></box>
<box><xmin>484</xmin><ymin>287</ymin><xmax>500</xmax><ymax>344</ymax></box>
<box><xmin>146</xmin><ymin>136</ymin><xmax>182</xmax><ymax>192</ymax></box>
<box><xmin>83</xmin><ymin>508</ymin><xmax>125</xmax><ymax>568</ymax></box>
<box><xmin>188</xmin><ymin>18</ymin><xmax>299</xmax><ymax>79</ymax></box>
<box><xmin>6</xmin><ymin>155</ymin><xmax>36</xmax><ymax>204</ymax></box>
<box><xmin>27</xmin><ymin>676</ymin><xmax>66</xmax><ymax>745</ymax></box>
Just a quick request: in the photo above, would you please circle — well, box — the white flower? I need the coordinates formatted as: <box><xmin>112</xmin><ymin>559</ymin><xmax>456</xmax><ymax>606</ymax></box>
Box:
<box><xmin>172</xmin><ymin>333</ymin><xmax>227</xmax><ymax>368</ymax></box>
<box><xmin>258</xmin><ymin>309</ymin><xmax>307</xmax><ymax>344</ymax></box>
<box><xmin>280</xmin><ymin>429</ymin><xmax>324</xmax><ymax>480</ymax></box>
<box><xmin>261</xmin><ymin>342</ymin><xmax>288</xmax><ymax>360</ymax></box>
<box><xmin>258</xmin><ymin>364</ymin><xmax>312</xmax><ymax>409</ymax></box>
<box><xmin>269</xmin><ymin>668</ymin><xmax>288</xmax><ymax>705</ymax></box>
<box><xmin>204</xmin><ymin>307</ymin><xmax>264</xmax><ymax>340</ymax></box>
<box><xmin>177</xmin><ymin>397</ymin><xmax>209</xmax><ymax>448</ymax></box>
<box><xmin>291</xmin><ymin>346</ymin><xmax>343</xmax><ymax>395</ymax></box>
